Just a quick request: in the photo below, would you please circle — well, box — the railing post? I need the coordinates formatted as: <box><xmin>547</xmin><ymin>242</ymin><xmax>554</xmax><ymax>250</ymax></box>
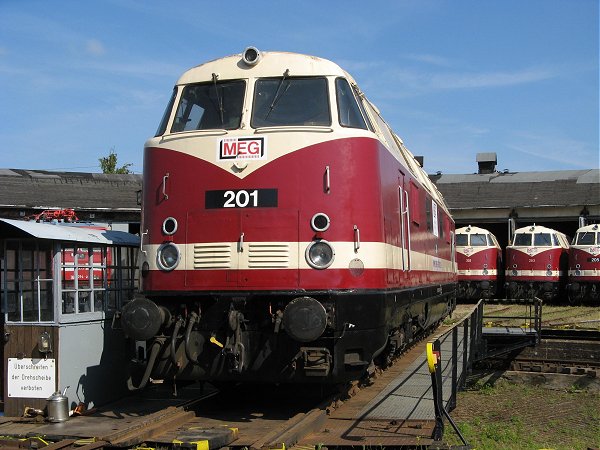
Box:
<box><xmin>462</xmin><ymin>318</ymin><xmax>469</xmax><ymax>388</ymax></box>
<box><xmin>450</xmin><ymin>326</ymin><xmax>458</xmax><ymax>411</ymax></box>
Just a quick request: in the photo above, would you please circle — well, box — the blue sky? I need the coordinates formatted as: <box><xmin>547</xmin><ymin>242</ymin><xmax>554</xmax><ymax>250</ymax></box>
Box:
<box><xmin>0</xmin><ymin>0</ymin><xmax>598</xmax><ymax>174</ymax></box>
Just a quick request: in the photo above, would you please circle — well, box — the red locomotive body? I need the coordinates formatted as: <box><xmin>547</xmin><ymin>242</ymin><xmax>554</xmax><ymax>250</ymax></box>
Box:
<box><xmin>455</xmin><ymin>226</ymin><xmax>502</xmax><ymax>300</ymax></box>
<box><xmin>505</xmin><ymin>224</ymin><xmax>569</xmax><ymax>301</ymax></box>
<box><xmin>122</xmin><ymin>48</ymin><xmax>456</xmax><ymax>385</ymax></box>
<box><xmin>568</xmin><ymin>223</ymin><xmax>600</xmax><ymax>303</ymax></box>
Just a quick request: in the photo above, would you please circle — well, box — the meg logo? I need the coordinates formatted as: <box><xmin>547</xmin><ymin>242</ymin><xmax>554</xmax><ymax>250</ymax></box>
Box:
<box><xmin>218</xmin><ymin>137</ymin><xmax>266</xmax><ymax>161</ymax></box>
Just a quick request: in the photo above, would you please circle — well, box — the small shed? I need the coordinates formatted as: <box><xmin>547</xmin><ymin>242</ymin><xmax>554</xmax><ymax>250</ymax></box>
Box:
<box><xmin>0</xmin><ymin>218</ymin><xmax>139</xmax><ymax>417</ymax></box>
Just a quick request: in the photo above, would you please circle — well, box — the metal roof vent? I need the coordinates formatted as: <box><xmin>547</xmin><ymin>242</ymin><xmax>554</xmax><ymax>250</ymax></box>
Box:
<box><xmin>476</xmin><ymin>152</ymin><xmax>497</xmax><ymax>174</ymax></box>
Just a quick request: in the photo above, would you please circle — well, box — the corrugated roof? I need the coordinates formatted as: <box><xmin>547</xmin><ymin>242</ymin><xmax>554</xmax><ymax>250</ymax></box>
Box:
<box><xmin>0</xmin><ymin>169</ymin><xmax>142</xmax><ymax>210</ymax></box>
<box><xmin>0</xmin><ymin>218</ymin><xmax>140</xmax><ymax>246</ymax></box>
<box><xmin>431</xmin><ymin>169</ymin><xmax>599</xmax><ymax>210</ymax></box>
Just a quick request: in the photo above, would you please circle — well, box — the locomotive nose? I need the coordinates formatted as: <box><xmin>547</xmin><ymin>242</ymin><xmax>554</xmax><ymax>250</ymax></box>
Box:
<box><xmin>282</xmin><ymin>296</ymin><xmax>327</xmax><ymax>343</ymax></box>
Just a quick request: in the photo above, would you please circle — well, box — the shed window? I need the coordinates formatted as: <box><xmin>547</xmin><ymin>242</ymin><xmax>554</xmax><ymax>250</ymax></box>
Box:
<box><xmin>2</xmin><ymin>240</ymin><xmax>53</xmax><ymax>323</ymax></box>
<box><xmin>60</xmin><ymin>245</ymin><xmax>138</xmax><ymax>316</ymax></box>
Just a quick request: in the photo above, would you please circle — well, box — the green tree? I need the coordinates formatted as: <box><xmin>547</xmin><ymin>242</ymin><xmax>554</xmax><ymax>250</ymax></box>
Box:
<box><xmin>99</xmin><ymin>149</ymin><xmax>133</xmax><ymax>174</ymax></box>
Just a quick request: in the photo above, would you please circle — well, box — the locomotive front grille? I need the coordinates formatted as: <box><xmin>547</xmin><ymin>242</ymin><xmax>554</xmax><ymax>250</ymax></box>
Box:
<box><xmin>248</xmin><ymin>243</ymin><xmax>290</xmax><ymax>268</ymax></box>
<box><xmin>193</xmin><ymin>243</ymin><xmax>233</xmax><ymax>269</ymax></box>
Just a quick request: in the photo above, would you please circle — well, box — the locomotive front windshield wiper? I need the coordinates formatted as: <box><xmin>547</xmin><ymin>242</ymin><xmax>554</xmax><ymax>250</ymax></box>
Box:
<box><xmin>265</xmin><ymin>69</ymin><xmax>290</xmax><ymax>119</ymax></box>
<box><xmin>212</xmin><ymin>73</ymin><xmax>225</xmax><ymax>125</ymax></box>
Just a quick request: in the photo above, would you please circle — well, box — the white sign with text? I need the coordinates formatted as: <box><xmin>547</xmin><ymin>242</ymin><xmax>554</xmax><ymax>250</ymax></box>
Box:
<box><xmin>8</xmin><ymin>358</ymin><xmax>56</xmax><ymax>398</ymax></box>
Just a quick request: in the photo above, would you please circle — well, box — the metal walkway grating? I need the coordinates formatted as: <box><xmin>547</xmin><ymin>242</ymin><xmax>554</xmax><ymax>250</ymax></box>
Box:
<box><xmin>359</xmin><ymin>327</ymin><xmax>466</xmax><ymax>421</ymax></box>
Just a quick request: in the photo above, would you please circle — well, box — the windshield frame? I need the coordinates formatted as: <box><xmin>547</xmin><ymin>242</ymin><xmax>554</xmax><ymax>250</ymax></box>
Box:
<box><xmin>251</xmin><ymin>76</ymin><xmax>331</xmax><ymax>128</ymax></box>
<box><xmin>170</xmin><ymin>79</ymin><xmax>246</xmax><ymax>133</ymax></box>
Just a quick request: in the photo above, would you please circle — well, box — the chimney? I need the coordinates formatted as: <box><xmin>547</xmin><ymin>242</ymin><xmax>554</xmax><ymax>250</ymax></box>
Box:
<box><xmin>476</xmin><ymin>152</ymin><xmax>497</xmax><ymax>174</ymax></box>
<box><xmin>415</xmin><ymin>156</ymin><xmax>424</xmax><ymax>167</ymax></box>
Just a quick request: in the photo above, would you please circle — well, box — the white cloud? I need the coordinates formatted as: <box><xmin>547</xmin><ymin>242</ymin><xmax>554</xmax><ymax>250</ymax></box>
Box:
<box><xmin>404</xmin><ymin>53</ymin><xmax>453</xmax><ymax>67</ymax></box>
<box><xmin>85</xmin><ymin>39</ymin><xmax>106</xmax><ymax>56</ymax></box>
<box><xmin>507</xmin><ymin>131</ymin><xmax>597</xmax><ymax>169</ymax></box>
<box><xmin>386</xmin><ymin>66</ymin><xmax>557</xmax><ymax>95</ymax></box>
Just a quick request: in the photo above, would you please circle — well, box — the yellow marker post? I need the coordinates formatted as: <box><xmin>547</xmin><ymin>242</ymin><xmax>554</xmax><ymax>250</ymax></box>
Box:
<box><xmin>426</xmin><ymin>342</ymin><xmax>438</xmax><ymax>374</ymax></box>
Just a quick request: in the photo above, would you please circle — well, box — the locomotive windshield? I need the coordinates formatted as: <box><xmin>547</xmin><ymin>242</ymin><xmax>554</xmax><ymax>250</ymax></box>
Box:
<box><xmin>171</xmin><ymin>80</ymin><xmax>245</xmax><ymax>132</ymax></box>
<box><xmin>575</xmin><ymin>231</ymin><xmax>597</xmax><ymax>245</ymax></box>
<box><xmin>470</xmin><ymin>234</ymin><xmax>488</xmax><ymax>246</ymax></box>
<box><xmin>252</xmin><ymin>77</ymin><xmax>330</xmax><ymax>127</ymax></box>
<box><xmin>533</xmin><ymin>233</ymin><xmax>552</xmax><ymax>246</ymax></box>
<box><xmin>455</xmin><ymin>234</ymin><xmax>468</xmax><ymax>246</ymax></box>
<box><xmin>336</xmin><ymin>78</ymin><xmax>369</xmax><ymax>130</ymax></box>
<box><xmin>513</xmin><ymin>233</ymin><xmax>532</xmax><ymax>246</ymax></box>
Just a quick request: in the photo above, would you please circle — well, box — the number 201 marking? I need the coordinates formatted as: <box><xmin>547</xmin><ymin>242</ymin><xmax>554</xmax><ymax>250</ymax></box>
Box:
<box><xmin>223</xmin><ymin>190</ymin><xmax>258</xmax><ymax>208</ymax></box>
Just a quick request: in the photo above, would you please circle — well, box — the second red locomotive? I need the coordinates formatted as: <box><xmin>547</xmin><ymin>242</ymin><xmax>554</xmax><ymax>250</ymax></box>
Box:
<box><xmin>505</xmin><ymin>224</ymin><xmax>569</xmax><ymax>301</ymax></box>
<box><xmin>455</xmin><ymin>225</ymin><xmax>502</xmax><ymax>300</ymax></box>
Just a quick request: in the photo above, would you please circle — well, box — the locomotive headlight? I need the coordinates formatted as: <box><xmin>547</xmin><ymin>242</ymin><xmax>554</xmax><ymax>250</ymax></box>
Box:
<box><xmin>311</xmin><ymin>213</ymin><xmax>331</xmax><ymax>232</ymax></box>
<box><xmin>157</xmin><ymin>242</ymin><xmax>180</xmax><ymax>271</ymax></box>
<box><xmin>162</xmin><ymin>217</ymin><xmax>178</xmax><ymax>235</ymax></box>
<box><xmin>306</xmin><ymin>240</ymin><xmax>335</xmax><ymax>269</ymax></box>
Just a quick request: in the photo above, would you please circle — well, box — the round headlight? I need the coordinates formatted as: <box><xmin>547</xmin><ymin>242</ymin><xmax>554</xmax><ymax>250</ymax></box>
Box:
<box><xmin>157</xmin><ymin>243</ymin><xmax>180</xmax><ymax>271</ymax></box>
<box><xmin>162</xmin><ymin>217</ymin><xmax>178</xmax><ymax>235</ymax></box>
<box><xmin>306</xmin><ymin>240</ymin><xmax>335</xmax><ymax>269</ymax></box>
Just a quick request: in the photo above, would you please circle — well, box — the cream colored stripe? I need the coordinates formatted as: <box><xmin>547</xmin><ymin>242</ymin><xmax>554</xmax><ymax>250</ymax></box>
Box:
<box><xmin>143</xmin><ymin>241</ymin><xmax>455</xmax><ymax>273</ymax></box>
<box><xmin>458</xmin><ymin>269</ymin><xmax>498</xmax><ymax>276</ymax></box>
<box><xmin>505</xmin><ymin>270</ymin><xmax>563</xmax><ymax>277</ymax></box>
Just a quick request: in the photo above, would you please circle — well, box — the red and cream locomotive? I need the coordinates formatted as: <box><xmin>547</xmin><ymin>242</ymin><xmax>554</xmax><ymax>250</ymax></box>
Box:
<box><xmin>568</xmin><ymin>223</ymin><xmax>600</xmax><ymax>303</ymax></box>
<box><xmin>121</xmin><ymin>48</ymin><xmax>456</xmax><ymax>385</ymax></box>
<box><xmin>505</xmin><ymin>224</ymin><xmax>569</xmax><ymax>301</ymax></box>
<box><xmin>455</xmin><ymin>225</ymin><xmax>502</xmax><ymax>300</ymax></box>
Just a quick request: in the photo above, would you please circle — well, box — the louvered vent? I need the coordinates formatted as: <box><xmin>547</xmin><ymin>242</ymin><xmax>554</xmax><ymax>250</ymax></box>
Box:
<box><xmin>193</xmin><ymin>243</ymin><xmax>232</xmax><ymax>269</ymax></box>
<box><xmin>248</xmin><ymin>243</ymin><xmax>290</xmax><ymax>268</ymax></box>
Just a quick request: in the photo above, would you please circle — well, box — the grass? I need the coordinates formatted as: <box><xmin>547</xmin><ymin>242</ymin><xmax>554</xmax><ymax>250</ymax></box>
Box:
<box><xmin>442</xmin><ymin>378</ymin><xmax>600</xmax><ymax>450</ymax></box>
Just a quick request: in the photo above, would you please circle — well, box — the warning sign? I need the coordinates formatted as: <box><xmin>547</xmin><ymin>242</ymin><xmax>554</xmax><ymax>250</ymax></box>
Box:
<box><xmin>8</xmin><ymin>358</ymin><xmax>56</xmax><ymax>398</ymax></box>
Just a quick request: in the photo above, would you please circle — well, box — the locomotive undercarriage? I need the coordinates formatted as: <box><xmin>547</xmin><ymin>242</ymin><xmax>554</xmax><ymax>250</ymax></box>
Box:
<box><xmin>506</xmin><ymin>280</ymin><xmax>562</xmax><ymax>301</ymax></box>
<box><xmin>567</xmin><ymin>281</ymin><xmax>599</xmax><ymax>304</ymax></box>
<box><xmin>121</xmin><ymin>284</ymin><xmax>456</xmax><ymax>388</ymax></box>
<box><xmin>458</xmin><ymin>280</ymin><xmax>497</xmax><ymax>301</ymax></box>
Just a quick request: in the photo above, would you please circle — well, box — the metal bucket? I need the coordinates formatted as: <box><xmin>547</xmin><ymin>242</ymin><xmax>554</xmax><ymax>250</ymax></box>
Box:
<box><xmin>46</xmin><ymin>386</ymin><xmax>69</xmax><ymax>422</ymax></box>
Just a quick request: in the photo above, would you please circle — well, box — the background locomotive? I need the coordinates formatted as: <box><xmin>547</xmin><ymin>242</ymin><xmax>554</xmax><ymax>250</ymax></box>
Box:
<box><xmin>455</xmin><ymin>225</ymin><xmax>502</xmax><ymax>300</ymax></box>
<box><xmin>505</xmin><ymin>224</ymin><xmax>569</xmax><ymax>301</ymax></box>
<box><xmin>121</xmin><ymin>48</ymin><xmax>456</xmax><ymax>386</ymax></box>
<box><xmin>568</xmin><ymin>223</ymin><xmax>600</xmax><ymax>303</ymax></box>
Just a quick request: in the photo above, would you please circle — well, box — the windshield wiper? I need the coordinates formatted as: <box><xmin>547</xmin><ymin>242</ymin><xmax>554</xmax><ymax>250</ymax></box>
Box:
<box><xmin>266</xmin><ymin>69</ymin><xmax>290</xmax><ymax>120</ymax></box>
<box><xmin>212</xmin><ymin>73</ymin><xmax>224</xmax><ymax>125</ymax></box>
